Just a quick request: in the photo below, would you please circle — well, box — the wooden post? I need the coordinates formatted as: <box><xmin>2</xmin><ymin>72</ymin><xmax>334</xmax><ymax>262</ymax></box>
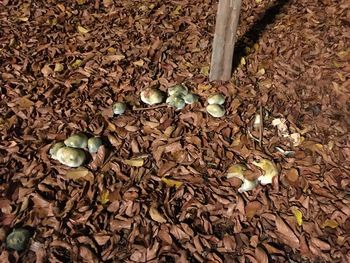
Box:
<box><xmin>209</xmin><ymin>0</ymin><xmax>242</xmax><ymax>81</ymax></box>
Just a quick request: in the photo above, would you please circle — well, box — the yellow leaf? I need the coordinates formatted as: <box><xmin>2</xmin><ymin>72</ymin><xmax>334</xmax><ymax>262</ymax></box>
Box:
<box><xmin>172</xmin><ymin>5</ymin><xmax>181</xmax><ymax>16</ymax></box>
<box><xmin>18</xmin><ymin>17</ymin><xmax>29</xmax><ymax>22</ymax></box>
<box><xmin>161</xmin><ymin>178</ymin><xmax>183</xmax><ymax>188</ymax></box>
<box><xmin>321</xmin><ymin>219</ymin><xmax>339</xmax><ymax>229</ymax></box>
<box><xmin>200</xmin><ymin>66</ymin><xmax>209</xmax><ymax>76</ymax></box>
<box><xmin>240</xmin><ymin>57</ymin><xmax>246</xmax><ymax>66</ymax></box>
<box><xmin>17</xmin><ymin>97</ymin><xmax>34</xmax><ymax>108</ymax></box>
<box><xmin>66</xmin><ymin>167</ymin><xmax>90</xmax><ymax>180</ymax></box>
<box><xmin>253</xmin><ymin>43</ymin><xmax>259</xmax><ymax>52</ymax></box>
<box><xmin>107</xmin><ymin>47</ymin><xmax>116</xmax><ymax>54</ymax></box>
<box><xmin>292</xmin><ymin>208</ymin><xmax>303</xmax><ymax>226</ymax></box>
<box><xmin>255</xmin><ymin>0</ymin><xmax>262</xmax><ymax>3</ymax></box>
<box><xmin>99</xmin><ymin>190</ymin><xmax>110</xmax><ymax>204</ymax></box>
<box><xmin>77</xmin><ymin>25</ymin><xmax>89</xmax><ymax>34</ymax></box>
<box><xmin>71</xmin><ymin>59</ymin><xmax>82</xmax><ymax>68</ymax></box>
<box><xmin>149</xmin><ymin>206</ymin><xmax>167</xmax><ymax>223</ymax></box>
<box><xmin>257</xmin><ymin>68</ymin><xmax>265</xmax><ymax>75</ymax></box>
<box><xmin>133</xmin><ymin>60</ymin><xmax>144</xmax><ymax>67</ymax></box>
<box><xmin>124</xmin><ymin>158</ymin><xmax>144</xmax><ymax>167</ymax></box>
<box><xmin>54</xmin><ymin>63</ymin><xmax>64</xmax><ymax>72</ymax></box>
<box><xmin>76</xmin><ymin>0</ymin><xmax>85</xmax><ymax>5</ymax></box>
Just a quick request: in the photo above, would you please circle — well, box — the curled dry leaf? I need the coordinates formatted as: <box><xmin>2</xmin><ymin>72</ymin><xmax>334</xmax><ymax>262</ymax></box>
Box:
<box><xmin>161</xmin><ymin>178</ymin><xmax>183</xmax><ymax>188</ymax></box>
<box><xmin>245</xmin><ymin>201</ymin><xmax>262</xmax><ymax>219</ymax></box>
<box><xmin>321</xmin><ymin>219</ymin><xmax>339</xmax><ymax>229</ymax></box>
<box><xmin>275</xmin><ymin>216</ymin><xmax>300</xmax><ymax>249</ymax></box>
<box><xmin>77</xmin><ymin>25</ymin><xmax>89</xmax><ymax>34</ymax></box>
<box><xmin>99</xmin><ymin>190</ymin><xmax>110</xmax><ymax>205</ymax></box>
<box><xmin>65</xmin><ymin>167</ymin><xmax>90</xmax><ymax>180</ymax></box>
<box><xmin>286</xmin><ymin>168</ymin><xmax>299</xmax><ymax>183</ymax></box>
<box><xmin>149</xmin><ymin>205</ymin><xmax>167</xmax><ymax>223</ymax></box>
<box><xmin>123</xmin><ymin>158</ymin><xmax>144</xmax><ymax>167</ymax></box>
<box><xmin>292</xmin><ymin>207</ymin><xmax>303</xmax><ymax>226</ymax></box>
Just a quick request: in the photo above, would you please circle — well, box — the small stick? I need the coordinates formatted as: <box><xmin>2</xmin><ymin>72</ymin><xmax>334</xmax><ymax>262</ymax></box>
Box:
<box><xmin>259</xmin><ymin>105</ymin><xmax>263</xmax><ymax>147</ymax></box>
<box><xmin>133</xmin><ymin>104</ymin><xmax>168</xmax><ymax>111</ymax></box>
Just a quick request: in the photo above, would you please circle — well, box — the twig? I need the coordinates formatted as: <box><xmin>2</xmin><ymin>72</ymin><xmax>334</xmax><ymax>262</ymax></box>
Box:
<box><xmin>259</xmin><ymin>105</ymin><xmax>263</xmax><ymax>147</ymax></box>
<box><xmin>132</xmin><ymin>104</ymin><xmax>168</xmax><ymax>111</ymax></box>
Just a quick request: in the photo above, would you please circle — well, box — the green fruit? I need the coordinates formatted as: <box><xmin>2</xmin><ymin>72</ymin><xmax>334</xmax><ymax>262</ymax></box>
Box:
<box><xmin>168</xmin><ymin>84</ymin><xmax>188</xmax><ymax>96</ymax></box>
<box><xmin>49</xmin><ymin>142</ymin><xmax>65</xmax><ymax>160</ymax></box>
<box><xmin>6</xmin><ymin>229</ymin><xmax>31</xmax><ymax>251</ymax></box>
<box><xmin>140</xmin><ymin>88</ymin><xmax>164</xmax><ymax>105</ymax></box>
<box><xmin>56</xmin><ymin>147</ymin><xmax>86</xmax><ymax>167</ymax></box>
<box><xmin>206</xmin><ymin>104</ymin><xmax>225</xmax><ymax>118</ymax></box>
<box><xmin>64</xmin><ymin>134</ymin><xmax>88</xmax><ymax>149</ymax></box>
<box><xmin>112</xmin><ymin>102</ymin><xmax>126</xmax><ymax>115</ymax></box>
<box><xmin>166</xmin><ymin>95</ymin><xmax>186</xmax><ymax>110</ymax></box>
<box><xmin>207</xmin><ymin>93</ymin><xmax>225</xmax><ymax>105</ymax></box>
<box><xmin>88</xmin><ymin>137</ymin><xmax>103</xmax><ymax>153</ymax></box>
<box><xmin>183</xmin><ymin>93</ymin><xmax>199</xmax><ymax>104</ymax></box>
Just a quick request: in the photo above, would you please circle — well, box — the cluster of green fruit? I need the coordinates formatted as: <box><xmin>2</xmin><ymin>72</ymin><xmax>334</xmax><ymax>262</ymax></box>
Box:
<box><xmin>49</xmin><ymin>134</ymin><xmax>103</xmax><ymax>167</ymax></box>
<box><xmin>139</xmin><ymin>84</ymin><xmax>226</xmax><ymax>117</ymax></box>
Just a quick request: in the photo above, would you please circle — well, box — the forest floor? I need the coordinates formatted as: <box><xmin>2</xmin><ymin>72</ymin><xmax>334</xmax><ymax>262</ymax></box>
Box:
<box><xmin>0</xmin><ymin>0</ymin><xmax>349</xmax><ymax>262</ymax></box>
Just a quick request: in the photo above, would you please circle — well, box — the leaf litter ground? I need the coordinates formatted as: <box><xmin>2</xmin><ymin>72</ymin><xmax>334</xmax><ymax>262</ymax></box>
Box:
<box><xmin>0</xmin><ymin>0</ymin><xmax>349</xmax><ymax>262</ymax></box>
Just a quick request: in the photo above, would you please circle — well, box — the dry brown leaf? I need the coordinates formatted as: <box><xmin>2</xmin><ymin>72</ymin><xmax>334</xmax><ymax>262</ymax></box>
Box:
<box><xmin>66</xmin><ymin>167</ymin><xmax>90</xmax><ymax>180</ymax></box>
<box><xmin>149</xmin><ymin>206</ymin><xmax>167</xmax><ymax>223</ymax></box>
<box><xmin>275</xmin><ymin>216</ymin><xmax>300</xmax><ymax>249</ymax></box>
<box><xmin>245</xmin><ymin>201</ymin><xmax>262</xmax><ymax>219</ymax></box>
<box><xmin>321</xmin><ymin>219</ymin><xmax>339</xmax><ymax>229</ymax></box>
<box><xmin>124</xmin><ymin>158</ymin><xmax>144</xmax><ymax>167</ymax></box>
<box><xmin>286</xmin><ymin>168</ymin><xmax>299</xmax><ymax>183</ymax></box>
<box><xmin>17</xmin><ymin>97</ymin><xmax>34</xmax><ymax>108</ymax></box>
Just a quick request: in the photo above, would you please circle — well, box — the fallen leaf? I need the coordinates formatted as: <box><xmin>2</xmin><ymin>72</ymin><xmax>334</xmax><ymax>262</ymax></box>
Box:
<box><xmin>103</xmin><ymin>0</ymin><xmax>113</xmax><ymax>8</ymax></box>
<box><xmin>200</xmin><ymin>66</ymin><xmax>209</xmax><ymax>76</ymax></box>
<box><xmin>161</xmin><ymin>178</ymin><xmax>183</xmax><ymax>188</ymax></box>
<box><xmin>99</xmin><ymin>190</ymin><xmax>110</xmax><ymax>205</ymax></box>
<box><xmin>133</xmin><ymin>60</ymin><xmax>144</xmax><ymax>67</ymax></box>
<box><xmin>292</xmin><ymin>207</ymin><xmax>303</xmax><ymax>226</ymax></box>
<box><xmin>107</xmin><ymin>47</ymin><xmax>116</xmax><ymax>54</ymax></box>
<box><xmin>66</xmin><ymin>167</ymin><xmax>90</xmax><ymax>180</ymax></box>
<box><xmin>17</xmin><ymin>97</ymin><xmax>34</xmax><ymax>108</ymax></box>
<box><xmin>124</xmin><ymin>158</ymin><xmax>144</xmax><ymax>167</ymax></box>
<box><xmin>77</xmin><ymin>25</ymin><xmax>89</xmax><ymax>34</ymax></box>
<box><xmin>54</xmin><ymin>63</ymin><xmax>64</xmax><ymax>72</ymax></box>
<box><xmin>41</xmin><ymin>64</ymin><xmax>53</xmax><ymax>77</ymax></box>
<box><xmin>286</xmin><ymin>168</ymin><xmax>299</xmax><ymax>183</ymax></box>
<box><xmin>257</xmin><ymin>68</ymin><xmax>265</xmax><ymax>75</ymax></box>
<box><xmin>76</xmin><ymin>0</ymin><xmax>85</xmax><ymax>4</ymax></box>
<box><xmin>18</xmin><ymin>17</ymin><xmax>29</xmax><ymax>22</ymax></box>
<box><xmin>172</xmin><ymin>5</ymin><xmax>181</xmax><ymax>16</ymax></box>
<box><xmin>245</xmin><ymin>201</ymin><xmax>262</xmax><ymax>219</ymax></box>
<box><xmin>149</xmin><ymin>206</ymin><xmax>167</xmax><ymax>223</ymax></box>
<box><xmin>321</xmin><ymin>219</ymin><xmax>339</xmax><ymax>229</ymax></box>
<box><xmin>275</xmin><ymin>216</ymin><xmax>300</xmax><ymax>249</ymax></box>
<box><xmin>71</xmin><ymin>59</ymin><xmax>82</xmax><ymax>68</ymax></box>
<box><xmin>106</xmin><ymin>54</ymin><xmax>125</xmax><ymax>62</ymax></box>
